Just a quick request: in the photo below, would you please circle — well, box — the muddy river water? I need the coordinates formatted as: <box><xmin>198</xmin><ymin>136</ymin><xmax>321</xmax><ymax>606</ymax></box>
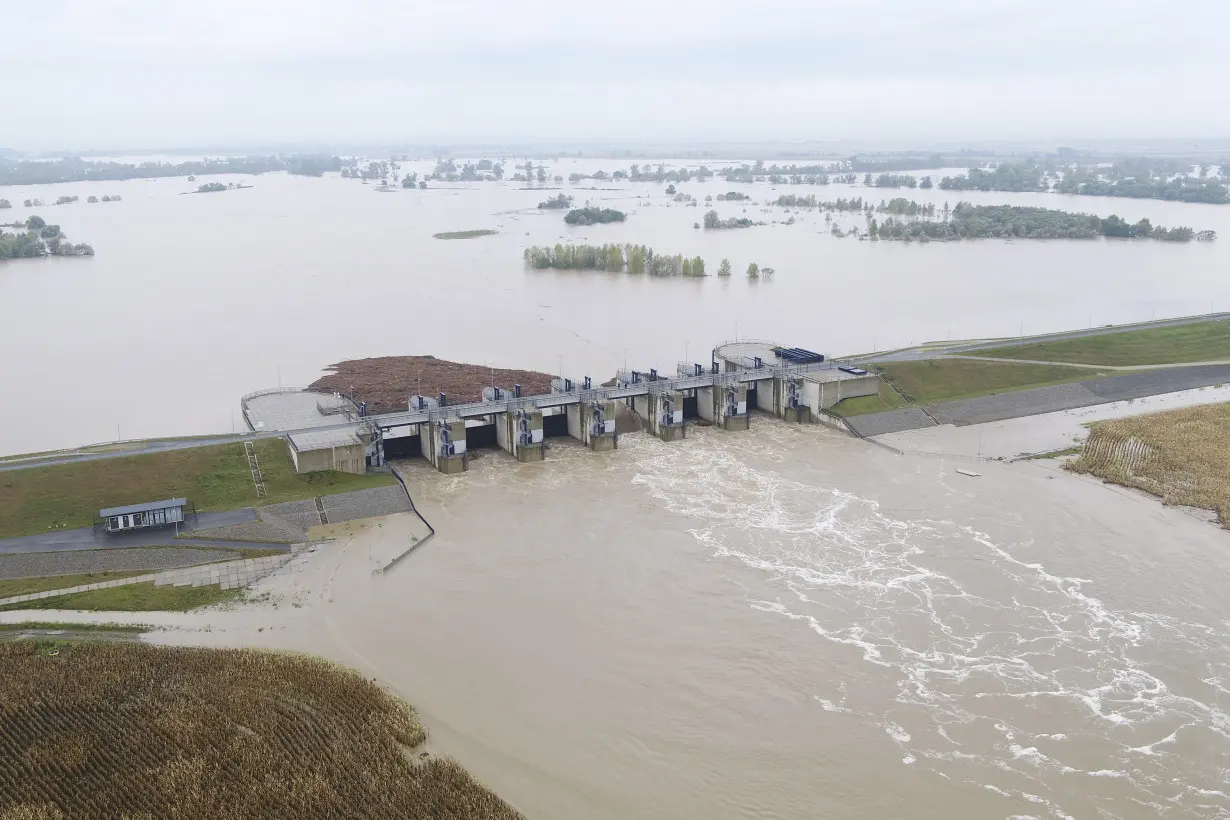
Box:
<box><xmin>4</xmin><ymin>158</ymin><xmax>1230</xmax><ymax>817</ymax></box>
<box><xmin>18</xmin><ymin>421</ymin><xmax>1226</xmax><ymax>819</ymax></box>
<box><xmin>1</xmin><ymin>158</ymin><xmax>1228</xmax><ymax>454</ymax></box>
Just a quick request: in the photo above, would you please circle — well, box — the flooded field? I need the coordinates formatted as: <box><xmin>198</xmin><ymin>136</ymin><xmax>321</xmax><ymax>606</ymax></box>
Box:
<box><xmin>13</xmin><ymin>421</ymin><xmax>1230</xmax><ymax>819</ymax></box>
<box><xmin>1</xmin><ymin>159</ymin><xmax>1228</xmax><ymax>454</ymax></box>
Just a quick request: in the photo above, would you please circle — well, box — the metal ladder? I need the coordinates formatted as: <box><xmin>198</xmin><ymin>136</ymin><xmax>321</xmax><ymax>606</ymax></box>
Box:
<box><xmin>244</xmin><ymin>441</ymin><xmax>267</xmax><ymax>499</ymax></box>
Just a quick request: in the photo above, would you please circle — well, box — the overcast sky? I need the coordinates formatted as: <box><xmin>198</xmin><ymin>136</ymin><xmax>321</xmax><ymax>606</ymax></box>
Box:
<box><xmin>4</xmin><ymin>0</ymin><xmax>1229</xmax><ymax>151</ymax></box>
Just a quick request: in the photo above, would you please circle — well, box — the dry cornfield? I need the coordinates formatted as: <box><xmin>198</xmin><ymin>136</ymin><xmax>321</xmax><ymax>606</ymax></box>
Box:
<box><xmin>1068</xmin><ymin>401</ymin><xmax>1230</xmax><ymax>526</ymax></box>
<box><xmin>0</xmin><ymin>642</ymin><xmax>523</xmax><ymax>819</ymax></box>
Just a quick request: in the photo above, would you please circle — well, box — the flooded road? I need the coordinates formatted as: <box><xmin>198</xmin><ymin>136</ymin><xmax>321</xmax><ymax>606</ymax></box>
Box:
<box><xmin>22</xmin><ymin>421</ymin><xmax>1228</xmax><ymax>819</ymax></box>
<box><xmin>1</xmin><ymin>159</ymin><xmax>1228</xmax><ymax>454</ymax></box>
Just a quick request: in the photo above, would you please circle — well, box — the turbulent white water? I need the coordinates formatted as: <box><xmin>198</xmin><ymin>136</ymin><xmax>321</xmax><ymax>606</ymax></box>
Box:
<box><xmin>622</xmin><ymin>424</ymin><xmax>1230</xmax><ymax>819</ymax></box>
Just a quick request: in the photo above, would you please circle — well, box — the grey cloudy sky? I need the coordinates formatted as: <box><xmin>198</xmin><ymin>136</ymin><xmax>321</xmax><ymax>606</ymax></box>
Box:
<box><xmin>4</xmin><ymin>0</ymin><xmax>1228</xmax><ymax>150</ymax></box>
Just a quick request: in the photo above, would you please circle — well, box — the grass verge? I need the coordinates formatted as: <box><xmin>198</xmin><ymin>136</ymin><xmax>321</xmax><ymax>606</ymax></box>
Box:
<box><xmin>0</xmin><ymin>437</ymin><xmax>394</xmax><ymax>539</ymax></box>
<box><xmin>0</xmin><ymin>643</ymin><xmax>522</xmax><ymax>818</ymax></box>
<box><xmin>831</xmin><ymin>359</ymin><xmax>1117</xmax><ymax>417</ymax></box>
<box><xmin>877</xmin><ymin>359</ymin><xmax>1113</xmax><ymax>405</ymax></box>
<box><xmin>0</xmin><ymin>571</ymin><xmax>152</xmax><ymax>598</ymax></box>
<box><xmin>0</xmin><ymin>434</ymin><xmax>238</xmax><ymax>465</ymax></box>
<box><xmin>433</xmin><ymin>229</ymin><xmax>497</xmax><ymax>239</ymax></box>
<box><xmin>0</xmin><ymin>621</ymin><xmax>147</xmax><ymax>633</ymax></box>
<box><xmin>0</xmin><ymin>581</ymin><xmax>242</xmax><ymax>612</ymax></box>
<box><xmin>830</xmin><ymin>382</ymin><xmax>910</xmax><ymax>416</ymax></box>
<box><xmin>1067</xmin><ymin>401</ymin><xmax>1230</xmax><ymax>526</ymax></box>
<box><xmin>972</xmin><ymin>318</ymin><xmax>1230</xmax><ymax>366</ymax></box>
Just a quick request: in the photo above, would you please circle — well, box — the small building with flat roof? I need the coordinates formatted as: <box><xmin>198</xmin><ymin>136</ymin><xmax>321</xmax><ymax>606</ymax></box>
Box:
<box><xmin>100</xmin><ymin>498</ymin><xmax>187</xmax><ymax>533</ymax></box>
<box><xmin>287</xmin><ymin>427</ymin><xmax>368</xmax><ymax>475</ymax></box>
<box><xmin>713</xmin><ymin>339</ymin><xmax>880</xmax><ymax>411</ymax></box>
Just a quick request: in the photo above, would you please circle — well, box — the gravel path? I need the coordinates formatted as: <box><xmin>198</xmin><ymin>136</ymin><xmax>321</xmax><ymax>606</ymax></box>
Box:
<box><xmin>0</xmin><ymin>547</ymin><xmax>240</xmax><ymax>580</ymax></box>
<box><xmin>260</xmin><ymin>499</ymin><xmax>321</xmax><ymax>532</ymax></box>
<box><xmin>188</xmin><ymin>510</ymin><xmax>307</xmax><ymax>544</ymax></box>
<box><xmin>845</xmin><ymin>407</ymin><xmax>938</xmax><ymax>437</ymax></box>
<box><xmin>321</xmin><ymin>486</ymin><xmax>411</xmax><ymax>524</ymax></box>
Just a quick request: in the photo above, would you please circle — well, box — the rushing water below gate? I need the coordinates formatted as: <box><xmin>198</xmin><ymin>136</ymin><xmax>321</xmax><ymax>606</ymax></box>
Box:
<box><xmin>1</xmin><ymin>158</ymin><xmax>1228</xmax><ymax>454</ymax></box>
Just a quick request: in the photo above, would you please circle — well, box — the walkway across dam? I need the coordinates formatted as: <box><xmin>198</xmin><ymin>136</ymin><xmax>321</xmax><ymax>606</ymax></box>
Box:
<box><xmin>243</xmin><ymin>342</ymin><xmax>880</xmax><ymax>474</ymax></box>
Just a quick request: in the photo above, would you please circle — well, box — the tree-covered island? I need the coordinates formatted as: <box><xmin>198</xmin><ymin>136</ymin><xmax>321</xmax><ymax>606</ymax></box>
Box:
<box><xmin>0</xmin><ymin>215</ymin><xmax>94</xmax><ymax>259</ymax></box>
<box><xmin>564</xmin><ymin>207</ymin><xmax>626</xmax><ymax>225</ymax></box>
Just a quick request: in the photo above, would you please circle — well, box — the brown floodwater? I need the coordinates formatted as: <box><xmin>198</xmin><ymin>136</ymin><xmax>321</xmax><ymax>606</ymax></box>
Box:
<box><xmin>46</xmin><ymin>419</ymin><xmax>1224</xmax><ymax>819</ymax></box>
<box><xmin>1</xmin><ymin>159</ymin><xmax>1228</xmax><ymax>455</ymax></box>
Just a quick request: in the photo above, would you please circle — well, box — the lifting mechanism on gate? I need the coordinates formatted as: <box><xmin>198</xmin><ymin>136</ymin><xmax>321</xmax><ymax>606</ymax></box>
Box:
<box><xmin>724</xmin><ymin>385</ymin><xmax>740</xmax><ymax>417</ymax></box>
<box><xmin>437</xmin><ymin>420</ymin><xmax>455</xmax><ymax>458</ymax></box>
<box><xmin>659</xmin><ymin>394</ymin><xmax>675</xmax><ymax>429</ymax></box>
<box><xmin>589</xmin><ymin>401</ymin><xmax>606</xmax><ymax>437</ymax></box>
<box><xmin>785</xmin><ymin>378</ymin><xmax>800</xmax><ymax>410</ymax></box>
<box><xmin>516</xmin><ymin>409</ymin><xmax>533</xmax><ymax>447</ymax></box>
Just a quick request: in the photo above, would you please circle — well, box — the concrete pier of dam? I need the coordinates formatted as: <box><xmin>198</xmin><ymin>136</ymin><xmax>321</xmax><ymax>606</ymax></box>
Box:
<box><xmin>698</xmin><ymin>382</ymin><xmax>750</xmax><ymax>431</ymax></box>
<box><xmin>567</xmin><ymin>400</ymin><xmax>618</xmax><ymax>451</ymax></box>
<box><xmin>241</xmin><ymin>341</ymin><xmax>879</xmax><ymax>474</ymax></box>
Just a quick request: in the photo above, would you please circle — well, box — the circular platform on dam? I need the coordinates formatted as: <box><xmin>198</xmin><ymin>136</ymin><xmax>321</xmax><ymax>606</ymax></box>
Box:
<box><xmin>242</xmin><ymin>389</ymin><xmax>360</xmax><ymax>432</ymax></box>
<box><xmin>714</xmin><ymin>340</ymin><xmax>786</xmax><ymax>369</ymax></box>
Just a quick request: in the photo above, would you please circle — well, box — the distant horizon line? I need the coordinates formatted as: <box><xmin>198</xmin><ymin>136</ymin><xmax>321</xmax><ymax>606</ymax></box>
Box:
<box><xmin>5</xmin><ymin>136</ymin><xmax>1230</xmax><ymax>161</ymax></box>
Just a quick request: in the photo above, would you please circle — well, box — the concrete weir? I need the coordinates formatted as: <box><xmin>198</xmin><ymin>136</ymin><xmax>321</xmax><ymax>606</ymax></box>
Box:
<box><xmin>422</xmin><ymin>419</ymin><xmax>467</xmax><ymax>473</ymax></box>
<box><xmin>245</xmin><ymin>339</ymin><xmax>880</xmax><ymax>479</ymax></box>
<box><xmin>497</xmin><ymin>408</ymin><xmax>545</xmax><ymax>462</ymax></box>
<box><xmin>567</xmin><ymin>400</ymin><xmax>618</xmax><ymax>450</ymax></box>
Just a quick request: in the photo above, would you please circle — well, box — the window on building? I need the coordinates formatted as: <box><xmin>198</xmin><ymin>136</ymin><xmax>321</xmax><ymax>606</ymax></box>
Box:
<box><xmin>109</xmin><ymin>516</ymin><xmax>119</xmax><ymax>530</ymax></box>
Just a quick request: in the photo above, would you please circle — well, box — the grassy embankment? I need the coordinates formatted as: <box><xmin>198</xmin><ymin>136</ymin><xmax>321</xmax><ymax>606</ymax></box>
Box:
<box><xmin>832</xmin><ymin>318</ymin><xmax>1230</xmax><ymax>417</ymax></box>
<box><xmin>0</xmin><ymin>621</ymin><xmax>146</xmax><ymax>635</ymax></box>
<box><xmin>0</xmin><ymin>544</ymin><xmax>284</xmax><ymax>605</ymax></box>
<box><xmin>0</xmin><ymin>582</ymin><xmax>241</xmax><ymax>612</ymax></box>
<box><xmin>833</xmin><ymin>360</ymin><xmax>1113</xmax><ymax>416</ymax></box>
<box><xmin>0</xmin><ymin>643</ymin><xmax>522</xmax><ymax>819</ymax></box>
<box><xmin>1068</xmin><ymin>402</ymin><xmax>1230</xmax><ymax>527</ymax></box>
<box><xmin>972</xmin><ymin>318</ymin><xmax>1230</xmax><ymax>366</ymax></box>
<box><xmin>0</xmin><ymin>434</ymin><xmax>237</xmax><ymax>465</ymax></box>
<box><xmin>433</xmin><ymin>229</ymin><xmax>497</xmax><ymax>239</ymax></box>
<box><xmin>0</xmin><ymin>571</ymin><xmax>150</xmax><ymax>598</ymax></box>
<box><xmin>0</xmin><ymin>438</ymin><xmax>394</xmax><ymax>539</ymax></box>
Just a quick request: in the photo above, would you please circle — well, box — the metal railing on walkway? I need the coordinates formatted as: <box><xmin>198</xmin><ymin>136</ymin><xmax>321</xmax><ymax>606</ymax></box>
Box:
<box><xmin>371</xmin><ymin>359</ymin><xmax>840</xmax><ymax>431</ymax></box>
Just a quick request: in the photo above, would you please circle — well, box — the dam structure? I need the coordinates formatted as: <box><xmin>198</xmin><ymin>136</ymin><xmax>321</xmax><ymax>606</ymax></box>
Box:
<box><xmin>242</xmin><ymin>341</ymin><xmax>878</xmax><ymax>474</ymax></box>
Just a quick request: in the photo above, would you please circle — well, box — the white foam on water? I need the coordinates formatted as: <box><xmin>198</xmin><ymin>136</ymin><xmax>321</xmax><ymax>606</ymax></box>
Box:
<box><xmin>1130</xmin><ymin>727</ymin><xmax>1181</xmax><ymax>756</ymax></box>
<box><xmin>884</xmin><ymin>722</ymin><xmax>911</xmax><ymax>743</ymax></box>
<box><xmin>1010</xmin><ymin>745</ymin><xmax>1078</xmax><ymax>775</ymax></box>
<box><xmin>623</xmin><ymin>425</ymin><xmax>1230</xmax><ymax>819</ymax></box>
<box><xmin>814</xmin><ymin>696</ymin><xmax>849</xmax><ymax>714</ymax></box>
